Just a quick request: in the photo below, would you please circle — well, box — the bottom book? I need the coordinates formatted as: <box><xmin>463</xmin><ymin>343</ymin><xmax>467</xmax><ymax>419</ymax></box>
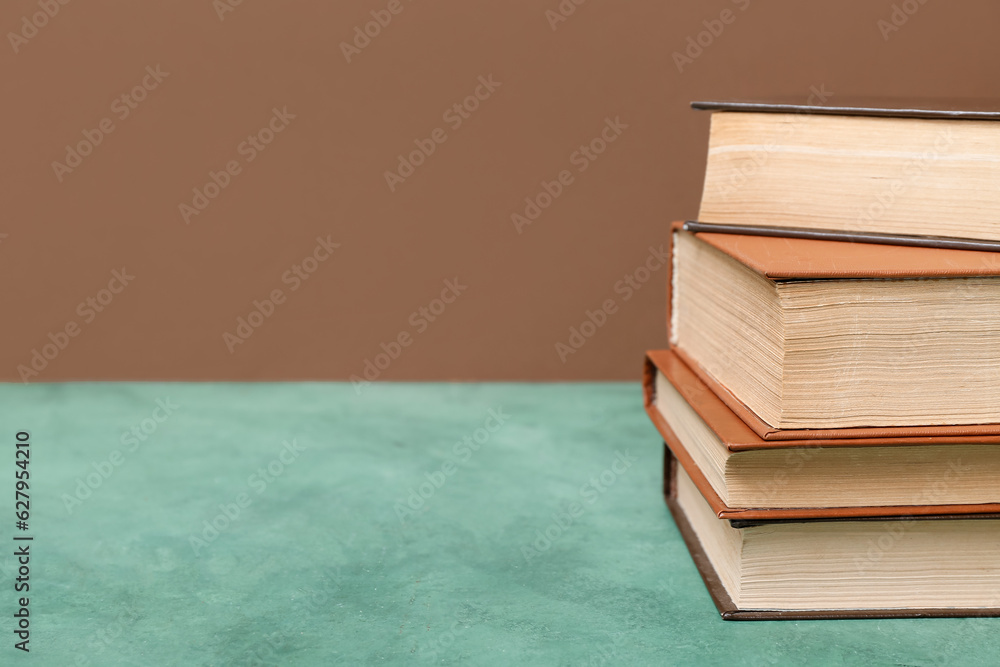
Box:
<box><xmin>663</xmin><ymin>447</ymin><xmax>1000</xmax><ymax>620</ymax></box>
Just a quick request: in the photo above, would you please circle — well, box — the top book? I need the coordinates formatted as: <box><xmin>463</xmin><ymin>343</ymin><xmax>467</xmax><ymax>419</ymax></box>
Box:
<box><xmin>693</xmin><ymin>99</ymin><xmax>1000</xmax><ymax>243</ymax></box>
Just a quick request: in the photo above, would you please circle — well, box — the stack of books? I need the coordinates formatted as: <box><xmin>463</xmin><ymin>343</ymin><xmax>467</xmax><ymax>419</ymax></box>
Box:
<box><xmin>646</xmin><ymin>100</ymin><xmax>1000</xmax><ymax>620</ymax></box>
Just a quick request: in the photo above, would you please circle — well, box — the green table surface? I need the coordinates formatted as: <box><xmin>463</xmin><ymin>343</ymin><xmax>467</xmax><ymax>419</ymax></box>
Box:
<box><xmin>0</xmin><ymin>382</ymin><xmax>997</xmax><ymax>666</ymax></box>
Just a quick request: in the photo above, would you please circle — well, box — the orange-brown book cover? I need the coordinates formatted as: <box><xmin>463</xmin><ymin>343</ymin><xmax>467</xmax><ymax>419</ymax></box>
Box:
<box><xmin>664</xmin><ymin>220</ymin><xmax>1000</xmax><ymax>441</ymax></box>
<box><xmin>652</xmin><ymin>346</ymin><xmax>1000</xmax><ymax>620</ymax></box>
<box><xmin>644</xmin><ymin>348</ymin><xmax>1000</xmax><ymax>522</ymax></box>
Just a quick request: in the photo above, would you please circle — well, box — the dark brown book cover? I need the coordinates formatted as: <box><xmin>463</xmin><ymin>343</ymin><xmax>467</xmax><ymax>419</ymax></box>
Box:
<box><xmin>664</xmin><ymin>220</ymin><xmax>1000</xmax><ymax>440</ymax></box>
<box><xmin>683</xmin><ymin>220</ymin><xmax>1000</xmax><ymax>253</ymax></box>
<box><xmin>691</xmin><ymin>98</ymin><xmax>1000</xmax><ymax>121</ymax></box>
<box><xmin>644</xmin><ymin>349</ymin><xmax>1000</xmax><ymax>521</ymax></box>
<box><xmin>662</xmin><ymin>449</ymin><xmax>1000</xmax><ymax>620</ymax></box>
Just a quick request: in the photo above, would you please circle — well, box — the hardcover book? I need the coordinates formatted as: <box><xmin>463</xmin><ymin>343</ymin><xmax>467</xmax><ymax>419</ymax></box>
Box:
<box><xmin>692</xmin><ymin>99</ymin><xmax>1000</xmax><ymax>243</ymax></box>
<box><xmin>663</xmin><ymin>449</ymin><xmax>1000</xmax><ymax>620</ymax></box>
<box><xmin>659</xmin><ymin>99</ymin><xmax>1000</xmax><ymax>619</ymax></box>
<box><xmin>644</xmin><ymin>349</ymin><xmax>1000</xmax><ymax>518</ymax></box>
<box><xmin>665</xmin><ymin>221</ymin><xmax>1000</xmax><ymax>432</ymax></box>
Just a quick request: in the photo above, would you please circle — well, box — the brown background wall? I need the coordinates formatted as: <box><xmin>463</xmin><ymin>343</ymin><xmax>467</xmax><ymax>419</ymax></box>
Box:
<box><xmin>2</xmin><ymin>0</ymin><xmax>997</xmax><ymax>382</ymax></box>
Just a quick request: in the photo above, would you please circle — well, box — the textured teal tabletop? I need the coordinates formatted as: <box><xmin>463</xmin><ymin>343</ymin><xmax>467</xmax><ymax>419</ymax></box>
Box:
<box><xmin>0</xmin><ymin>382</ymin><xmax>997</xmax><ymax>666</ymax></box>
